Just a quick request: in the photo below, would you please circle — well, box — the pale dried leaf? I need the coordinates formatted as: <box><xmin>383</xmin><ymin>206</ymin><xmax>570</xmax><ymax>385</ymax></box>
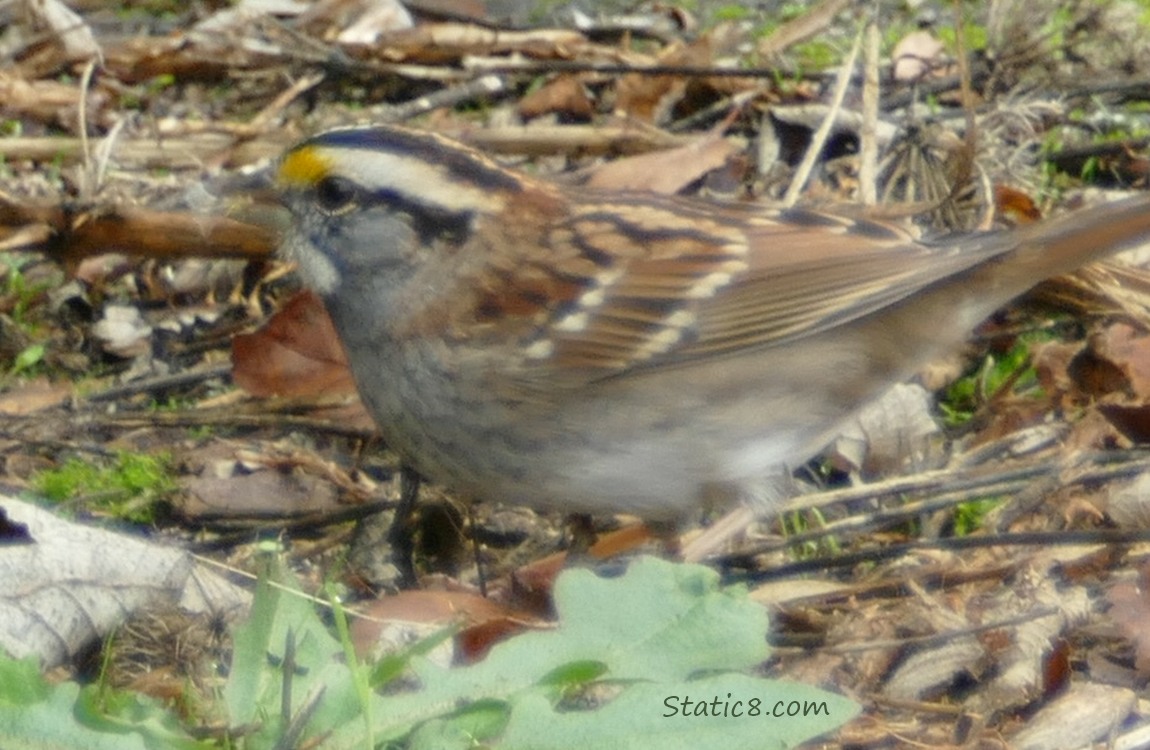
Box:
<box><xmin>967</xmin><ymin>571</ymin><xmax>1094</xmax><ymax>714</ymax></box>
<box><xmin>27</xmin><ymin>0</ymin><xmax>101</xmax><ymax>59</ymax></box>
<box><xmin>178</xmin><ymin>563</ymin><xmax>251</xmax><ymax>618</ymax></box>
<box><xmin>882</xmin><ymin>635</ymin><xmax>986</xmax><ymax>701</ymax></box>
<box><xmin>1104</xmin><ymin>473</ymin><xmax>1150</xmax><ymax>528</ymax></box>
<box><xmin>192</xmin><ymin>0</ymin><xmax>309</xmax><ymax>35</ymax></box>
<box><xmin>337</xmin><ymin>0</ymin><xmax>414</xmax><ymax>44</ymax></box>
<box><xmin>0</xmin><ymin>497</ymin><xmax>196</xmax><ymax>668</ymax></box>
<box><xmin>891</xmin><ymin>29</ymin><xmax>946</xmax><ymax>82</ymax></box>
<box><xmin>750</xmin><ymin>577</ymin><xmax>858</xmax><ymax>606</ymax></box>
<box><xmin>829</xmin><ymin>382</ymin><xmax>942</xmax><ymax>475</ymax></box>
<box><xmin>92</xmin><ymin>304</ymin><xmax>152</xmax><ymax>358</ymax></box>
<box><xmin>1009</xmin><ymin>682</ymin><xmax>1136</xmax><ymax>750</ymax></box>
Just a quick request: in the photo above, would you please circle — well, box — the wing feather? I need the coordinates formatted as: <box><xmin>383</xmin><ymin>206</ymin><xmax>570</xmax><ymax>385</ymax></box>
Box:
<box><xmin>493</xmin><ymin>195</ymin><xmax>1019</xmax><ymax>388</ymax></box>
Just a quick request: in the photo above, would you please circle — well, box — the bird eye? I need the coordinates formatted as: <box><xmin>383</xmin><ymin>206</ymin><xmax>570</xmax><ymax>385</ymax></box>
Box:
<box><xmin>313</xmin><ymin>176</ymin><xmax>359</xmax><ymax>214</ymax></box>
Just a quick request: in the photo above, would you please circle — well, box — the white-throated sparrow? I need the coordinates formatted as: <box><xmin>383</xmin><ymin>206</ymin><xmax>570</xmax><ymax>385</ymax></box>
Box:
<box><xmin>274</xmin><ymin>125</ymin><xmax>1150</xmax><ymax>521</ymax></box>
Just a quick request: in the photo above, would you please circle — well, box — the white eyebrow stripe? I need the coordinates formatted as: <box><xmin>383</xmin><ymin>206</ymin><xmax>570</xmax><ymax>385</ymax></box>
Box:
<box><xmin>331</xmin><ymin>149</ymin><xmax>508</xmax><ymax>214</ymax></box>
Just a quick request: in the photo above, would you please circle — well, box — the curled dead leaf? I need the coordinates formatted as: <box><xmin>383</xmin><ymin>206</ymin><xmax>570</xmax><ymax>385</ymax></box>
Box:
<box><xmin>232</xmin><ymin>290</ymin><xmax>357</xmax><ymax>399</ymax></box>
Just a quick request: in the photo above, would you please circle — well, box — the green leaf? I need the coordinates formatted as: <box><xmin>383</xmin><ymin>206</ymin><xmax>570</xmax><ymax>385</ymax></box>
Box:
<box><xmin>223</xmin><ymin>561</ymin><xmax>371</xmax><ymax>748</ymax></box>
<box><xmin>74</xmin><ymin>685</ymin><xmax>207</xmax><ymax>750</ymax></box>
<box><xmin>224</xmin><ymin>556</ymin><xmax>856</xmax><ymax>749</ymax></box>
<box><xmin>357</xmin><ymin>556</ymin><xmax>785</xmax><ymax>745</ymax></box>
<box><xmin>368</xmin><ymin>621</ymin><xmax>458</xmax><ymax>690</ymax></box>
<box><xmin>409</xmin><ymin>700</ymin><xmax>508</xmax><ymax>750</ymax></box>
<box><xmin>11</xmin><ymin>343</ymin><xmax>45</xmax><ymax>374</ymax></box>
<box><xmin>30</xmin><ymin>451</ymin><xmax>176</xmax><ymax>523</ymax></box>
<box><xmin>0</xmin><ymin>655</ymin><xmax>51</xmax><ymax>704</ymax></box>
<box><xmin>381</xmin><ymin>557</ymin><xmax>769</xmax><ymax>721</ymax></box>
<box><xmin>0</xmin><ymin>654</ymin><xmax>206</xmax><ymax>750</ymax></box>
<box><xmin>500</xmin><ymin>674</ymin><xmax>860</xmax><ymax>750</ymax></box>
<box><xmin>0</xmin><ymin>679</ymin><xmax>144</xmax><ymax>750</ymax></box>
<box><xmin>539</xmin><ymin>660</ymin><xmax>609</xmax><ymax>687</ymax></box>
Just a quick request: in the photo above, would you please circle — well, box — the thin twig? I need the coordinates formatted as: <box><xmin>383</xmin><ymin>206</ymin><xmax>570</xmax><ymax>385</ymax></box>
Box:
<box><xmin>859</xmin><ymin>12</ymin><xmax>880</xmax><ymax>205</ymax></box>
<box><xmin>783</xmin><ymin>22</ymin><xmax>865</xmax><ymax>206</ymax></box>
<box><xmin>742</xmin><ymin>528</ymin><xmax>1150</xmax><ymax>582</ymax></box>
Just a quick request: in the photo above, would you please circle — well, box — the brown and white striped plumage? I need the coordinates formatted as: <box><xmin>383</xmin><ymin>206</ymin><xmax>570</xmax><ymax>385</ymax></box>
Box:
<box><xmin>276</xmin><ymin>125</ymin><xmax>1150</xmax><ymax>520</ymax></box>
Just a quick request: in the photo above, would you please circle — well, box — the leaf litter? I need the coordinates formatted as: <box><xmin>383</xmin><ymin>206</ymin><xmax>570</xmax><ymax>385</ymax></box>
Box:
<box><xmin>4</xmin><ymin>0</ymin><xmax>1150</xmax><ymax>747</ymax></box>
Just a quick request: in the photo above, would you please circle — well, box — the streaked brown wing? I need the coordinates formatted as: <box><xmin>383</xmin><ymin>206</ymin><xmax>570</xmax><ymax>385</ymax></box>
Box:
<box><xmin>524</xmin><ymin>197</ymin><xmax>1001</xmax><ymax>380</ymax></box>
<box><xmin>681</xmin><ymin>214</ymin><xmax>983</xmax><ymax>359</ymax></box>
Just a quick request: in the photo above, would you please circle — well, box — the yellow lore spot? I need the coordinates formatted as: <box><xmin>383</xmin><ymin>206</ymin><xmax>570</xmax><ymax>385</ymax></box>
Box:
<box><xmin>277</xmin><ymin>146</ymin><xmax>333</xmax><ymax>187</ymax></box>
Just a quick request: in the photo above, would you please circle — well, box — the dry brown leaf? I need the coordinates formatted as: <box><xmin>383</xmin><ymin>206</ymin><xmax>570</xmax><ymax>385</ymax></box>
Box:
<box><xmin>1086</xmin><ymin>322</ymin><xmax>1150</xmax><ymax>399</ymax></box>
<box><xmin>757</xmin><ymin>0</ymin><xmax>853</xmax><ymax>59</ymax></box>
<box><xmin>994</xmin><ymin>184</ymin><xmax>1043</xmax><ymax>224</ymax></box>
<box><xmin>1105</xmin><ymin>562</ymin><xmax>1150</xmax><ymax>677</ymax></box>
<box><xmin>1032</xmin><ymin>339</ymin><xmax>1086</xmax><ymax>405</ymax></box>
<box><xmin>372</xmin><ymin>23</ymin><xmax>587</xmax><ymax>64</ymax></box>
<box><xmin>232</xmin><ymin>290</ymin><xmax>357</xmax><ymax>399</ymax></box>
<box><xmin>1098</xmin><ymin>404</ymin><xmax>1150</xmax><ymax>444</ymax></box>
<box><xmin>584</xmin><ymin>130</ymin><xmax>738</xmax><ymax>194</ymax></box>
<box><xmin>176</xmin><ymin>438</ymin><xmax>377</xmax><ymax>520</ymax></box>
<box><xmin>1061</xmin><ymin>406</ymin><xmax>1126</xmax><ymax>453</ymax></box>
<box><xmin>614</xmin><ymin>35</ymin><xmax>713</xmax><ymax>121</ymax></box>
<box><xmin>0</xmin><ymin>71</ymin><xmax>93</xmax><ymax>126</ymax></box>
<box><xmin>179</xmin><ymin>470</ymin><xmax>340</xmax><ymax>520</ymax></box>
<box><xmin>518</xmin><ymin>75</ymin><xmax>594</xmax><ymax>121</ymax></box>
<box><xmin>350</xmin><ymin>589</ymin><xmax>541</xmax><ymax>664</ymax></box>
<box><xmin>509</xmin><ymin>523</ymin><xmax>661</xmax><ymax>616</ymax></box>
<box><xmin>0</xmin><ymin>378</ymin><xmax>71</xmax><ymax>415</ymax></box>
